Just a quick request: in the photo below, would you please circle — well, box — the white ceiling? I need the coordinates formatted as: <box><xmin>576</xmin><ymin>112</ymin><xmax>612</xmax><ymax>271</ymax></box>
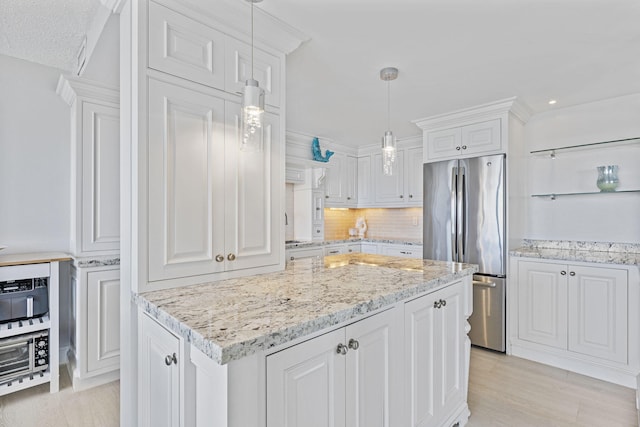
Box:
<box><xmin>0</xmin><ymin>0</ymin><xmax>101</xmax><ymax>71</ymax></box>
<box><xmin>1</xmin><ymin>0</ymin><xmax>639</xmax><ymax>148</ymax></box>
<box><xmin>259</xmin><ymin>0</ymin><xmax>640</xmax><ymax>147</ymax></box>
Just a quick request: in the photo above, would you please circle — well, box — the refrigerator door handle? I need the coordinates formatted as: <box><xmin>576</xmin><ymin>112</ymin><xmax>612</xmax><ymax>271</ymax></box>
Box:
<box><xmin>456</xmin><ymin>166</ymin><xmax>465</xmax><ymax>263</ymax></box>
<box><xmin>450</xmin><ymin>166</ymin><xmax>458</xmax><ymax>261</ymax></box>
<box><xmin>461</xmin><ymin>168</ymin><xmax>467</xmax><ymax>261</ymax></box>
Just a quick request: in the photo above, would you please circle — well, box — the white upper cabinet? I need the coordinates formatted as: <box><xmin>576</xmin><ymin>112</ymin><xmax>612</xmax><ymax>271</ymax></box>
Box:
<box><xmin>405</xmin><ymin>146</ymin><xmax>423</xmax><ymax>204</ymax></box>
<box><xmin>425</xmin><ymin>119</ymin><xmax>501</xmax><ymax>161</ymax></box>
<box><xmin>324</xmin><ymin>153</ymin><xmax>347</xmax><ymax>206</ymax></box>
<box><xmin>147</xmin><ymin>77</ymin><xmax>280</xmax><ymax>283</ymax></box>
<box><xmin>345</xmin><ymin>155</ymin><xmax>358</xmax><ymax>207</ymax></box>
<box><xmin>147</xmin><ymin>77</ymin><xmax>226</xmax><ymax>281</ymax></box>
<box><xmin>148</xmin><ymin>1</ymin><xmax>226</xmax><ymax>90</ymax></box>
<box><xmin>373</xmin><ymin>150</ymin><xmax>405</xmax><ymax>204</ymax></box>
<box><xmin>57</xmin><ymin>76</ymin><xmax>120</xmax><ymax>256</ymax></box>
<box><xmin>357</xmin><ymin>155</ymin><xmax>373</xmax><ymax>205</ymax></box>
<box><xmin>225</xmin><ymin>38</ymin><xmax>281</xmax><ymax>108</ymax></box>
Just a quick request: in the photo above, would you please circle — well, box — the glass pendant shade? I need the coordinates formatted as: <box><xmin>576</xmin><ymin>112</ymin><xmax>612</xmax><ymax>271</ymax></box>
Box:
<box><xmin>241</xmin><ymin>78</ymin><xmax>265</xmax><ymax>152</ymax></box>
<box><xmin>382</xmin><ymin>130</ymin><xmax>396</xmax><ymax>176</ymax></box>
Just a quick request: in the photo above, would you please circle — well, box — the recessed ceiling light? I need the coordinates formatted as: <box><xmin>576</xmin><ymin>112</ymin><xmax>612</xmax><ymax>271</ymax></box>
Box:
<box><xmin>548</xmin><ymin>99</ymin><xmax>557</xmax><ymax>105</ymax></box>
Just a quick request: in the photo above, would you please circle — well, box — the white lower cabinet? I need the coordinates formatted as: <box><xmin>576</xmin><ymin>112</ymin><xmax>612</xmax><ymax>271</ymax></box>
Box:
<box><xmin>267</xmin><ymin>308</ymin><xmax>400</xmax><ymax>427</ymax></box>
<box><xmin>68</xmin><ymin>264</ymin><xmax>120</xmax><ymax>391</ymax></box>
<box><xmin>511</xmin><ymin>258</ymin><xmax>638</xmax><ymax>387</ymax></box>
<box><xmin>380</xmin><ymin>244</ymin><xmax>423</xmax><ymax>259</ymax></box>
<box><xmin>404</xmin><ymin>281</ymin><xmax>467</xmax><ymax>427</ymax></box>
<box><xmin>139</xmin><ymin>312</ymin><xmax>183</xmax><ymax>427</ymax></box>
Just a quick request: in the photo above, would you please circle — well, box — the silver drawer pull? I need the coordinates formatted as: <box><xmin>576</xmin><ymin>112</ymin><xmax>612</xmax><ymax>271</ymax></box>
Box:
<box><xmin>472</xmin><ymin>280</ymin><xmax>496</xmax><ymax>288</ymax></box>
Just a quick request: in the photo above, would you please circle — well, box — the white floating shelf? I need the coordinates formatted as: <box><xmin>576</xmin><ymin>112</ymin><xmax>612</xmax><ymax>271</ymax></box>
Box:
<box><xmin>0</xmin><ymin>371</ymin><xmax>50</xmax><ymax>397</ymax></box>
<box><xmin>0</xmin><ymin>314</ymin><xmax>50</xmax><ymax>339</ymax></box>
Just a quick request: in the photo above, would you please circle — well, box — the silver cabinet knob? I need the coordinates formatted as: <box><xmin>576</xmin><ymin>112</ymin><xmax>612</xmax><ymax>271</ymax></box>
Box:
<box><xmin>348</xmin><ymin>338</ymin><xmax>359</xmax><ymax>350</ymax></box>
<box><xmin>227</xmin><ymin>253</ymin><xmax>236</xmax><ymax>261</ymax></box>
<box><xmin>560</xmin><ymin>271</ymin><xmax>567</xmax><ymax>275</ymax></box>
<box><xmin>569</xmin><ymin>271</ymin><xmax>576</xmax><ymax>276</ymax></box>
<box><xmin>215</xmin><ymin>254</ymin><xmax>224</xmax><ymax>262</ymax></box>
<box><xmin>462</xmin><ymin>145</ymin><xmax>467</xmax><ymax>150</ymax></box>
<box><xmin>290</xmin><ymin>256</ymin><xmax>295</xmax><ymax>261</ymax></box>
<box><xmin>336</xmin><ymin>343</ymin><xmax>348</xmax><ymax>355</ymax></box>
<box><xmin>347</xmin><ymin>197</ymin><xmax>351</xmax><ymax>200</ymax></box>
<box><xmin>165</xmin><ymin>353</ymin><xmax>177</xmax><ymax>366</ymax></box>
<box><xmin>456</xmin><ymin>146</ymin><xmax>461</xmax><ymax>151</ymax></box>
<box><xmin>409</xmin><ymin>194</ymin><xmax>413</xmax><ymax>198</ymax></box>
<box><xmin>440</xmin><ymin>299</ymin><xmax>447</xmax><ymax>307</ymax></box>
<box><xmin>325</xmin><ymin>195</ymin><xmax>329</xmax><ymax>199</ymax></box>
<box><xmin>434</xmin><ymin>300</ymin><xmax>441</xmax><ymax>309</ymax></box>
<box><xmin>400</xmin><ymin>195</ymin><xmax>404</xmax><ymax>198</ymax></box>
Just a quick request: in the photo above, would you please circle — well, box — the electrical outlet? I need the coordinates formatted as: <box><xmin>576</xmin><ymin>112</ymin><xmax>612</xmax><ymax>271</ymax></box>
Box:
<box><xmin>412</xmin><ymin>216</ymin><xmax>418</xmax><ymax>226</ymax></box>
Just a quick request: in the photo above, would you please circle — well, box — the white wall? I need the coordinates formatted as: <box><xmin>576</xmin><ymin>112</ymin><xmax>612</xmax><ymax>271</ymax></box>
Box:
<box><xmin>525</xmin><ymin>93</ymin><xmax>640</xmax><ymax>244</ymax></box>
<box><xmin>0</xmin><ymin>54</ymin><xmax>71</xmax><ymax>254</ymax></box>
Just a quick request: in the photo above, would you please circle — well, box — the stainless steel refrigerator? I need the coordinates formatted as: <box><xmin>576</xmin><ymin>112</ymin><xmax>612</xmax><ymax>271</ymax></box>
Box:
<box><xmin>423</xmin><ymin>154</ymin><xmax>506</xmax><ymax>352</ymax></box>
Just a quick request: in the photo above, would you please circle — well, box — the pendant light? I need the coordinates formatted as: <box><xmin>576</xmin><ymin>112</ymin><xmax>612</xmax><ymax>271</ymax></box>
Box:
<box><xmin>241</xmin><ymin>0</ymin><xmax>265</xmax><ymax>152</ymax></box>
<box><xmin>380</xmin><ymin>67</ymin><xmax>398</xmax><ymax>176</ymax></box>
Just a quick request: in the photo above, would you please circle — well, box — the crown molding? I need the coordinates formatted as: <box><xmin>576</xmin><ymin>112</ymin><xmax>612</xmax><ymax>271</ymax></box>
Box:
<box><xmin>412</xmin><ymin>97</ymin><xmax>532</xmax><ymax>131</ymax></box>
<box><xmin>57</xmin><ymin>75</ymin><xmax>120</xmax><ymax>106</ymax></box>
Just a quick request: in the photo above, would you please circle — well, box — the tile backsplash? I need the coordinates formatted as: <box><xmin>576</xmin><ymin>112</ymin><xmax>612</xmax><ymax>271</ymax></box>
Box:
<box><xmin>324</xmin><ymin>208</ymin><xmax>423</xmax><ymax>240</ymax></box>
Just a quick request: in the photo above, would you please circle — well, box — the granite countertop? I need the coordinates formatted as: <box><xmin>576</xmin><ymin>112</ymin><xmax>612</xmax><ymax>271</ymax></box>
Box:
<box><xmin>510</xmin><ymin>239</ymin><xmax>640</xmax><ymax>266</ymax></box>
<box><xmin>136</xmin><ymin>253</ymin><xmax>476</xmax><ymax>365</ymax></box>
<box><xmin>286</xmin><ymin>237</ymin><xmax>423</xmax><ymax>249</ymax></box>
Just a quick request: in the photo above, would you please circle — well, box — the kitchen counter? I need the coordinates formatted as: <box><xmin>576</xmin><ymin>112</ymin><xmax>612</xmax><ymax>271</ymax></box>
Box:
<box><xmin>136</xmin><ymin>253</ymin><xmax>476</xmax><ymax>365</ymax></box>
<box><xmin>0</xmin><ymin>252</ymin><xmax>72</xmax><ymax>267</ymax></box>
<box><xmin>285</xmin><ymin>237</ymin><xmax>423</xmax><ymax>249</ymax></box>
<box><xmin>510</xmin><ymin>239</ymin><xmax>640</xmax><ymax>266</ymax></box>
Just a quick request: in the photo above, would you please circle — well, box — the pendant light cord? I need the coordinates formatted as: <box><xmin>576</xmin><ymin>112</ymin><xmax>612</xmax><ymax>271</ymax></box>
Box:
<box><xmin>251</xmin><ymin>1</ymin><xmax>255</xmax><ymax>80</ymax></box>
<box><xmin>387</xmin><ymin>80</ymin><xmax>391</xmax><ymax>132</ymax></box>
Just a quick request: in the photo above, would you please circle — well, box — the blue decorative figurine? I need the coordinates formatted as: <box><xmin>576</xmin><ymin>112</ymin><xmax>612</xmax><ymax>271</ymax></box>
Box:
<box><xmin>312</xmin><ymin>137</ymin><xmax>334</xmax><ymax>162</ymax></box>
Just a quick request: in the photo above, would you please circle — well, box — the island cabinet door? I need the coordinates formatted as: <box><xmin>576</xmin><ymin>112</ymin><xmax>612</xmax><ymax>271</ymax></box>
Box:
<box><xmin>267</xmin><ymin>328</ymin><xmax>347</xmax><ymax>427</ymax></box>
<box><xmin>345</xmin><ymin>308</ymin><xmax>400</xmax><ymax>427</ymax></box>
<box><xmin>404</xmin><ymin>281</ymin><xmax>466</xmax><ymax>427</ymax></box>
<box><xmin>139</xmin><ymin>313</ymin><xmax>182</xmax><ymax>427</ymax></box>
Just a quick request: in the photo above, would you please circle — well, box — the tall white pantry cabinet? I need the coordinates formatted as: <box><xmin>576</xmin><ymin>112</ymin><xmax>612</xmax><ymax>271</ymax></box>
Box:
<box><xmin>57</xmin><ymin>76</ymin><xmax>122</xmax><ymax>391</ymax></box>
<box><xmin>119</xmin><ymin>0</ymin><xmax>306</xmax><ymax>424</ymax></box>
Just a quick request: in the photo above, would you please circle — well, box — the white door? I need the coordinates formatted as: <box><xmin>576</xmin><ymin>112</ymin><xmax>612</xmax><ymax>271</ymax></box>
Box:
<box><xmin>325</xmin><ymin>153</ymin><xmax>347</xmax><ymax>206</ymax></box>
<box><xmin>404</xmin><ymin>292</ymin><xmax>437</xmax><ymax>427</ymax></box>
<box><xmin>139</xmin><ymin>313</ymin><xmax>181</xmax><ymax>427</ymax></box>
<box><xmin>425</xmin><ymin>128</ymin><xmax>462</xmax><ymax>161</ymax></box>
<box><xmin>374</xmin><ymin>150</ymin><xmax>405</xmax><ymax>204</ymax></box>
<box><xmin>357</xmin><ymin>155</ymin><xmax>373</xmax><ymax>205</ymax></box>
<box><xmin>224</xmin><ymin>102</ymin><xmax>281</xmax><ymax>271</ymax></box>
<box><xmin>460</xmin><ymin>119</ymin><xmax>501</xmax><ymax>156</ymax></box>
<box><xmin>405</xmin><ymin>147</ymin><xmax>423</xmax><ymax>204</ymax></box>
<box><xmin>345</xmin><ymin>309</ymin><xmax>399</xmax><ymax>427</ymax></box>
<box><xmin>346</xmin><ymin>155</ymin><xmax>358</xmax><ymax>206</ymax></box>
<box><xmin>81</xmin><ymin>102</ymin><xmax>120</xmax><ymax>253</ymax></box>
<box><xmin>87</xmin><ymin>269</ymin><xmax>120</xmax><ymax>373</ymax></box>
<box><xmin>267</xmin><ymin>328</ymin><xmax>346</xmax><ymax>427</ymax></box>
<box><xmin>517</xmin><ymin>261</ymin><xmax>567</xmax><ymax>349</ymax></box>
<box><xmin>147</xmin><ymin>78</ymin><xmax>226</xmax><ymax>281</ymax></box>
<box><xmin>434</xmin><ymin>282</ymin><xmax>465</xmax><ymax>420</ymax></box>
<box><xmin>567</xmin><ymin>265</ymin><xmax>628</xmax><ymax>363</ymax></box>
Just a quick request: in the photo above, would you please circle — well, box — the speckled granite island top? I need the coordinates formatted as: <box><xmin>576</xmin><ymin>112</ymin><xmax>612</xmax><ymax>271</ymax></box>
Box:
<box><xmin>136</xmin><ymin>254</ymin><xmax>477</xmax><ymax>365</ymax></box>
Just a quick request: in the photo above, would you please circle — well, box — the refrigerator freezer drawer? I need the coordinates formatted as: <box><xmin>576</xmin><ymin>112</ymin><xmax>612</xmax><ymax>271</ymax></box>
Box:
<box><xmin>469</xmin><ymin>275</ymin><xmax>505</xmax><ymax>352</ymax></box>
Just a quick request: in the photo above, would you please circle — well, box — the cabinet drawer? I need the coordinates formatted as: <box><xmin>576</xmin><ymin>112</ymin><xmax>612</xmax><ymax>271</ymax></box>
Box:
<box><xmin>286</xmin><ymin>247</ymin><xmax>323</xmax><ymax>261</ymax></box>
<box><xmin>324</xmin><ymin>246</ymin><xmax>346</xmax><ymax>256</ymax></box>
<box><xmin>148</xmin><ymin>1</ymin><xmax>226</xmax><ymax>90</ymax></box>
<box><xmin>380</xmin><ymin>245</ymin><xmax>422</xmax><ymax>259</ymax></box>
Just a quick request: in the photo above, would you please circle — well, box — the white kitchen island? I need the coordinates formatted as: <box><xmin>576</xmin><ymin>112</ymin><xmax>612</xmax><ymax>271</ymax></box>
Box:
<box><xmin>135</xmin><ymin>253</ymin><xmax>477</xmax><ymax>427</ymax></box>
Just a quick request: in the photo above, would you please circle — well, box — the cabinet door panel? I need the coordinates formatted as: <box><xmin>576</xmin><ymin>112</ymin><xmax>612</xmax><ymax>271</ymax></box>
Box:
<box><xmin>437</xmin><ymin>283</ymin><xmax>465</xmax><ymax>418</ymax></box>
<box><xmin>87</xmin><ymin>269</ymin><xmax>120</xmax><ymax>373</ymax></box>
<box><xmin>225</xmin><ymin>38</ymin><xmax>281</xmax><ymax>107</ymax></box>
<box><xmin>267</xmin><ymin>329</ymin><xmax>346</xmax><ymax>427</ymax></box>
<box><xmin>325</xmin><ymin>153</ymin><xmax>346</xmax><ymax>206</ymax></box>
<box><xmin>139</xmin><ymin>314</ymin><xmax>181</xmax><ymax>427</ymax></box>
<box><xmin>148</xmin><ymin>1</ymin><xmax>225</xmax><ymax>90</ymax></box>
<box><xmin>346</xmin><ymin>155</ymin><xmax>358</xmax><ymax>205</ymax></box>
<box><xmin>460</xmin><ymin>119</ymin><xmax>501</xmax><ymax>156</ymax></box>
<box><xmin>346</xmin><ymin>309</ymin><xmax>398</xmax><ymax>427</ymax></box>
<box><xmin>82</xmin><ymin>102</ymin><xmax>120</xmax><ymax>253</ymax></box>
<box><xmin>148</xmin><ymin>78</ymin><xmax>226</xmax><ymax>281</ymax></box>
<box><xmin>517</xmin><ymin>261</ymin><xmax>567</xmax><ymax>349</ymax></box>
<box><xmin>406</xmin><ymin>147</ymin><xmax>423</xmax><ymax>204</ymax></box>
<box><xmin>224</xmin><ymin>103</ymin><xmax>280</xmax><ymax>271</ymax></box>
<box><xmin>374</xmin><ymin>151</ymin><xmax>405</xmax><ymax>204</ymax></box>
<box><xmin>568</xmin><ymin>266</ymin><xmax>628</xmax><ymax>363</ymax></box>
<box><xmin>357</xmin><ymin>156</ymin><xmax>373</xmax><ymax>204</ymax></box>
<box><xmin>426</xmin><ymin>128</ymin><xmax>462</xmax><ymax>161</ymax></box>
<box><xmin>404</xmin><ymin>293</ymin><xmax>437</xmax><ymax>427</ymax></box>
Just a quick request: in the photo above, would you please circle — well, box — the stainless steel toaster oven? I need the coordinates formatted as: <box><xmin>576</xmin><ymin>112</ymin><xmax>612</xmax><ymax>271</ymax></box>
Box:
<box><xmin>0</xmin><ymin>277</ymin><xmax>49</xmax><ymax>323</ymax></box>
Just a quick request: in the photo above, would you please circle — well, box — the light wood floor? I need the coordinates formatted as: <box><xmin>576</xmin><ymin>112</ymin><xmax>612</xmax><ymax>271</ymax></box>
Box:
<box><xmin>0</xmin><ymin>349</ymin><xmax>637</xmax><ymax>426</ymax></box>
